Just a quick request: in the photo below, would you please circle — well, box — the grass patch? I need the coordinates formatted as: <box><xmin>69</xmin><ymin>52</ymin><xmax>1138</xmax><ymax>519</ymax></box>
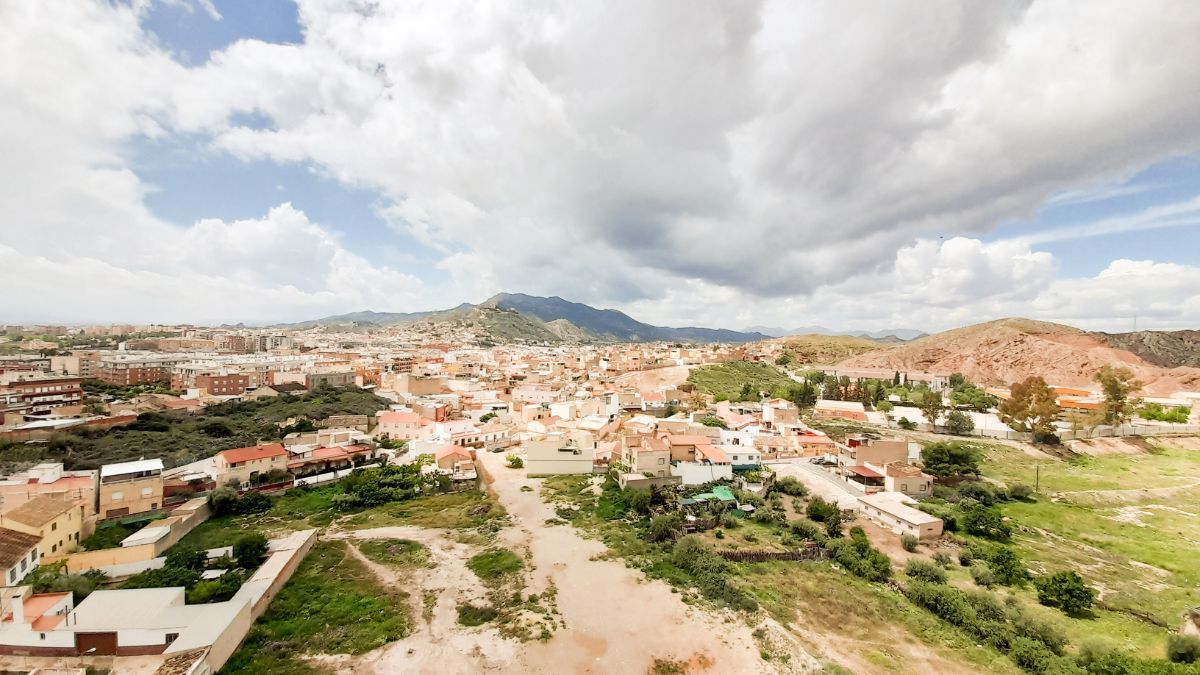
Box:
<box><xmin>467</xmin><ymin>549</ymin><xmax>523</xmax><ymax>580</ymax></box>
<box><xmin>340</xmin><ymin>490</ymin><xmax>506</xmax><ymax>530</ymax></box>
<box><xmin>221</xmin><ymin>540</ymin><xmax>412</xmax><ymax>673</ymax></box>
<box><xmin>177</xmin><ymin>486</ymin><xmax>339</xmax><ymax>550</ymax></box>
<box><xmin>456</xmin><ymin>602</ymin><xmax>499</xmax><ymax>626</ymax></box>
<box><xmin>357</xmin><ymin>538</ymin><xmax>431</xmax><ymax>569</ymax></box>
<box><xmin>80</xmin><ymin>523</ymin><xmax>139</xmax><ymax>550</ymax></box>
<box><xmin>686</xmin><ymin>361</ymin><xmax>795</xmax><ymax>400</ymax></box>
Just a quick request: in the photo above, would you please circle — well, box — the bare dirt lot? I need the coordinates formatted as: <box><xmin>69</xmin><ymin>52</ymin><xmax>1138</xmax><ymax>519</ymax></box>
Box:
<box><xmin>614</xmin><ymin>364</ymin><xmax>696</xmax><ymax>391</ymax></box>
<box><xmin>311</xmin><ymin>451</ymin><xmax>820</xmax><ymax>675</ymax></box>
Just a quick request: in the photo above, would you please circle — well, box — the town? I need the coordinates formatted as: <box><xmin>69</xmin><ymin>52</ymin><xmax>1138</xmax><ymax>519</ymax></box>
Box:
<box><xmin>0</xmin><ymin>318</ymin><xmax>1198</xmax><ymax>674</ymax></box>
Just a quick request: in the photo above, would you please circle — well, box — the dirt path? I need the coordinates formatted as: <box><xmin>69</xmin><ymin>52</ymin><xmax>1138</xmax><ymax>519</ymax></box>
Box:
<box><xmin>316</xmin><ymin>528</ymin><xmax>518</xmax><ymax>674</ymax></box>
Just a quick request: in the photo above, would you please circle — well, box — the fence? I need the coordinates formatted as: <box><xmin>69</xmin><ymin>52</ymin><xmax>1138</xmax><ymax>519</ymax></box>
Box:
<box><xmin>719</xmin><ymin>547</ymin><xmax>829</xmax><ymax>563</ymax></box>
<box><xmin>887</xmin><ymin>420</ymin><xmax>1200</xmax><ymax>442</ymax></box>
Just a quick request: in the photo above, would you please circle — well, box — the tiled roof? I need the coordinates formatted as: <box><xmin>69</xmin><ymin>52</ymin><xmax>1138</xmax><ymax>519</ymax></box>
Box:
<box><xmin>219</xmin><ymin>443</ymin><xmax>287</xmax><ymax>464</ymax></box>
<box><xmin>3</xmin><ymin>495</ymin><xmax>75</xmax><ymax>528</ymax></box>
<box><xmin>0</xmin><ymin>527</ymin><xmax>42</xmax><ymax>569</ymax></box>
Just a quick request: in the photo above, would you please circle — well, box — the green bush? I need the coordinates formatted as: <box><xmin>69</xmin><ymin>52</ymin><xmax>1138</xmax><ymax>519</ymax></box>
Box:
<box><xmin>506</xmin><ymin>454</ymin><xmax>524</xmax><ymax>469</ymax></box>
<box><xmin>456</xmin><ymin>603</ymin><xmax>498</xmax><ymax>626</ymax></box>
<box><xmin>898</xmin><ymin>417</ymin><xmax>917</xmax><ymax>430</ymax></box>
<box><xmin>646</xmin><ymin>513</ymin><xmax>683</xmax><ymax>542</ymax></box>
<box><xmin>960</xmin><ymin>503</ymin><xmax>1012</xmax><ymax>540</ymax></box>
<box><xmin>789</xmin><ymin>519</ymin><xmax>825</xmax><ymax>543</ymax></box>
<box><xmin>669</xmin><ymin>537</ymin><xmax>758</xmax><ymax>612</ymax></box>
<box><xmin>825</xmin><ymin>529</ymin><xmax>891</xmax><ymax>582</ymax></box>
<box><xmin>186</xmin><ymin>570</ymin><xmax>245</xmax><ymax>604</ymax></box>
<box><xmin>1008</xmin><ymin>636</ymin><xmax>1057</xmax><ymax>673</ymax></box>
<box><xmin>1009</xmin><ymin>483</ymin><xmax>1035</xmax><ymax>501</ymax></box>
<box><xmin>970</xmin><ymin>563</ymin><xmax>997</xmax><ymax>588</ymax></box>
<box><xmin>901</xmin><ymin>534</ymin><xmax>919</xmax><ymax>552</ymax></box>
<box><xmin>209</xmin><ymin>488</ymin><xmax>273</xmax><ymax>517</ymax></box>
<box><xmin>932</xmin><ymin>552</ymin><xmax>953</xmax><ymax>568</ymax></box>
<box><xmin>985</xmin><ymin>546</ymin><xmax>1028</xmax><ymax>586</ymax></box>
<box><xmin>921</xmin><ymin>441</ymin><xmax>981</xmax><ymax>477</ymax></box>
<box><xmin>1168</xmin><ymin>635</ymin><xmax>1200</xmax><ymax>664</ymax></box>
<box><xmin>234</xmin><ymin>533</ymin><xmax>269</xmax><ymax>569</ymax></box>
<box><xmin>806</xmin><ymin>496</ymin><xmax>839</xmax><ymax>522</ymax></box>
<box><xmin>905</xmin><ymin>559</ymin><xmax>947</xmax><ymax>584</ymax></box>
<box><xmin>467</xmin><ymin>549</ymin><xmax>523</xmax><ymax>580</ymax></box>
<box><xmin>1034</xmin><ymin>571</ymin><xmax>1096</xmax><ymax>616</ymax></box>
<box><xmin>164</xmin><ymin>546</ymin><xmax>208</xmax><ymax>571</ymax></box>
<box><xmin>773</xmin><ymin>477</ymin><xmax>808</xmax><ymax>496</ymax></box>
<box><xmin>945</xmin><ymin>410</ymin><xmax>976</xmax><ymax>435</ymax></box>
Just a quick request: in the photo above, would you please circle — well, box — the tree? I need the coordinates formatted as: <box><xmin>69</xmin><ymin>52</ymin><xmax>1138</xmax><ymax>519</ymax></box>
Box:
<box><xmin>479</xmin><ymin>412</ymin><xmax>497</xmax><ymax>423</ymax></box>
<box><xmin>164</xmin><ymin>546</ymin><xmax>207</xmax><ymax>571</ymax></box>
<box><xmin>699</xmin><ymin>416</ymin><xmax>727</xmax><ymax>429</ymax></box>
<box><xmin>998</xmin><ymin>376</ymin><xmax>1061</xmax><ymax>442</ymax></box>
<box><xmin>960</xmin><ymin>503</ymin><xmax>1011</xmax><ymax>540</ymax></box>
<box><xmin>920</xmin><ymin>442</ymin><xmax>980</xmax><ymax>477</ymax></box>
<box><xmin>985</xmin><ymin>545</ymin><xmax>1027</xmax><ymax>586</ymax></box>
<box><xmin>1034</xmin><ymin>571</ymin><xmax>1096</xmax><ymax>615</ymax></box>
<box><xmin>893</xmin><ymin>371</ymin><xmax>901</xmax><ymax>386</ymax></box>
<box><xmin>944</xmin><ymin>411</ymin><xmax>975</xmax><ymax>436</ymax></box>
<box><xmin>1094</xmin><ymin>365</ymin><xmax>1142</xmax><ymax>425</ymax></box>
<box><xmin>948</xmin><ymin>373</ymin><xmax>967</xmax><ymax>389</ymax></box>
<box><xmin>877</xmin><ymin>400</ymin><xmax>893</xmax><ymax>414</ymax></box>
<box><xmin>918</xmin><ymin>391</ymin><xmax>944</xmax><ymax>428</ymax></box>
<box><xmin>897</xmin><ymin>417</ymin><xmax>917</xmax><ymax>431</ymax></box>
<box><xmin>775</xmin><ymin>354</ymin><xmax>792</xmax><ymax>367</ymax></box>
<box><xmin>233</xmin><ymin>533</ymin><xmax>269</xmax><ymax>569</ymax></box>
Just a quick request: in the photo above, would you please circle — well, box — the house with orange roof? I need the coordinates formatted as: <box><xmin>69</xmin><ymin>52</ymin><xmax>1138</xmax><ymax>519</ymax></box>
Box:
<box><xmin>214</xmin><ymin>443</ymin><xmax>288</xmax><ymax>487</ymax></box>
<box><xmin>432</xmin><ymin>446</ymin><xmax>477</xmax><ymax>481</ymax></box>
<box><xmin>374</xmin><ymin>410</ymin><xmax>423</xmax><ymax>441</ymax></box>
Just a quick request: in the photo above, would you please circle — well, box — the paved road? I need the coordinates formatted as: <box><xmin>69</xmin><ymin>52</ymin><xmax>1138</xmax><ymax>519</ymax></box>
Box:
<box><xmin>768</xmin><ymin>460</ymin><xmax>861</xmax><ymax>510</ymax></box>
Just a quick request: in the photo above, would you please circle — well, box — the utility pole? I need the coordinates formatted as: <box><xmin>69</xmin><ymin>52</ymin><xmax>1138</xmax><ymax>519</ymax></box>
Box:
<box><xmin>1035</xmin><ymin>463</ymin><xmax>1040</xmax><ymax>493</ymax></box>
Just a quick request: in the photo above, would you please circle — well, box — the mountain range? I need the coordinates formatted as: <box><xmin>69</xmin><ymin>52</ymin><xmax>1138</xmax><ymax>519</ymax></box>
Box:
<box><xmin>746</xmin><ymin>325</ymin><xmax>927</xmax><ymax>341</ymax></box>
<box><xmin>285</xmin><ymin>293</ymin><xmax>770</xmax><ymax>343</ymax></box>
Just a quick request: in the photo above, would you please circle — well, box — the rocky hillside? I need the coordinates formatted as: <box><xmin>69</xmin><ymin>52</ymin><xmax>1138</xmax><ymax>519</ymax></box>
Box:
<box><xmin>1094</xmin><ymin>330</ymin><xmax>1200</xmax><ymax>368</ymax></box>
<box><xmin>836</xmin><ymin>318</ymin><xmax>1200</xmax><ymax>394</ymax></box>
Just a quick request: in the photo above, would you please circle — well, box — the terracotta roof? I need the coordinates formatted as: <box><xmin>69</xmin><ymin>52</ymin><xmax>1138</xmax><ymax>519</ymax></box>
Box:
<box><xmin>666</xmin><ymin>434</ymin><xmax>711</xmax><ymax>446</ymax></box>
<box><xmin>378</xmin><ymin>411</ymin><xmax>420</xmax><ymax>424</ymax></box>
<box><xmin>695</xmin><ymin>444</ymin><xmax>730</xmax><ymax>463</ymax></box>
<box><xmin>435</xmin><ymin>446</ymin><xmax>472</xmax><ymax>462</ymax></box>
<box><xmin>884</xmin><ymin>462</ymin><xmax>926</xmax><ymax>478</ymax></box>
<box><xmin>219</xmin><ymin>443</ymin><xmax>287</xmax><ymax>465</ymax></box>
<box><xmin>0</xmin><ymin>527</ymin><xmax>41</xmax><ymax>569</ymax></box>
<box><xmin>846</xmin><ymin>465</ymin><xmax>883</xmax><ymax>478</ymax></box>
<box><xmin>3</xmin><ymin>496</ymin><xmax>75</xmax><ymax>528</ymax></box>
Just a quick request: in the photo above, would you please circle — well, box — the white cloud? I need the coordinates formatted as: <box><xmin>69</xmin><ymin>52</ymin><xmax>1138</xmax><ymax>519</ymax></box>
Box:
<box><xmin>1</xmin><ymin>0</ymin><xmax>1200</xmax><ymax>330</ymax></box>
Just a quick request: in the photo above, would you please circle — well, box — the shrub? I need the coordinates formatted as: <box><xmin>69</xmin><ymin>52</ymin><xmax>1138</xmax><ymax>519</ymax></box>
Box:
<box><xmin>1009</xmin><ymin>483</ymin><xmax>1035</xmax><ymax>501</ymax></box>
<box><xmin>773</xmin><ymin>477</ymin><xmax>808</xmax><ymax>496</ymax></box>
<box><xmin>959</xmin><ymin>481</ymin><xmax>1000</xmax><ymax>506</ymax></box>
<box><xmin>986</xmin><ymin>546</ymin><xmax>1028</xmax><ymax>586</ymax></box>
<box><xmin>902</xmin><ymin>581</ymin><xmax>974</xmax><ymax>626</ymax></box>
<box><xmin>506</xmin><ymin>454</ymin><xmax>524</xmax><ymax>469</ymax></box>
<box><xmin>824</xmin><ymin>510</ymin><xmax>843</xmax><ymax>538</ymax></box>
<box><xmin>233</xmin><ymin>533</ymin><xmax>269</xmax><ymax>569</ymax></box>
<box><xmin>646</xmin><ymin>513</ymin><xmax>682</xmax><ymax>542</ymax></box>
<box><xmin>826</xmin><ymin>529</ymin><xmax>891</xmax><ymax>582</ymax></box>
<box><xmin>208</xmin><ymin>488</ymin><xmax>273</xmax><ymax>517</ymax></box>
<box><xmin>806</xmin><ymin>496</ymin><xmax>839</xmax><ymax>522</ymax></box>
<box><xmin>1008</xmin><ymin>636</ymin><xmax>1056</xmax><ymax>673</ymax></box>
<box><xmin>123</xmin><ymin>565</ymin><xmax>200</xmax><ymax>591</ymax></box>
<box><xmin>905</xmin><ymin>559</ymin><xmax>947</xmax><ymax>584</ymax></box>
<box><xmin>960</xmin><ymin>503</ymin><xmax>1012</xmax><ymax>540</ymax></box>
<box><xmin>898</xmin><ymin>417</ymin><xmax>917</xmax><ymax>430</ymax></box>
<box><xmin>670</xmin><ymin>537</ymin><xmax>758</xmax><ymax>612</ymax></box>
<box><xmin>932</xmin><ymin>552</ymin><xmax>953</xmax><ymax>568</ymax></box>
<box><xmin>330</xmin><ymin>493</ymin><xmax>364</xmax><ymax>510</ymax></box>
<box><xmin>1010</xmin><ymin>611</ymin><xmax>1068</xmax><ymax>655</ymax></box>
<box><xmin>1034</xmin><ymin>571</ymin><xmax>1096</xmax><ymax>616</ymax></box>
<box><xmin>457</xmin><ymin>603</ymin><xmax>499</xmax><ymax>626</ymax></box>
<box><xmin>1168</xmin><ymin>635</ymin><xmax>1200</xmax><ymax>664</ymax></box>
<box><xmin>970</xmin><ymin>563</ymin><xmax>996</xmax><ymax>588</ymax></box>
<box><xmin>627</xmin><ymin>489</ymin><xmax>652</xmax><ymax>515</ymax></box>
<box><xmin>186</xmin><ymin>571</ymin><xmax>245</xmax><ymax>604</ymax></box>
<box><xmin>901</xmin><ymin>534</ymin><xmax>919</xmax><ymax>552</ymax></box>
<box><xmin>719</xmin><ymin>512</ymin><xmax>740</xmax><ymax>529</ymax></box>
<box><xmin>467</xmin><ymin>549</ymin><xmax>524</xmax><ymax>580</ymax></box>
<box><xmin>789</xmin><ymin>519</ymin><xmax>824</xmax><ymax>542</ymax></box>
<box><xmin>164</xmin><ymin>546</ymin><xmax>207</xmax><ymax>571</ymax></box>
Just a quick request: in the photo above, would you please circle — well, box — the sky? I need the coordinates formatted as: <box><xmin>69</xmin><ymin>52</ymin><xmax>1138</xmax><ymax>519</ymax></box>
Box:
<box><xmin>2</xmin><ymin>0</ymin><xmax>1200</xmax><ymax>333</ymax></box>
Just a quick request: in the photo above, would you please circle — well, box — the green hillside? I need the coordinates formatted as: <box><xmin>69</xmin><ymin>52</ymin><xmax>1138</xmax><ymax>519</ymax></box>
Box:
<box><xmin>687</xmin><ymin>361</ymin><xmax>795</xmax><ymax>401</ymax></box>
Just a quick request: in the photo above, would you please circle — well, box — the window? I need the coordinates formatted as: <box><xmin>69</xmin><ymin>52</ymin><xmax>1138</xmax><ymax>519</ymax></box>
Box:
<box><xmin>51</xmin><ymin>522</ymin><xmax>57</xmax><ymax>531</ymax></box>
<box><xmin>112</xmin><ymin>491</ymin><xmax>124</xmax><ymax>502</ymax></box>
<box><xmin>165</xmin><ymin>632</ymin><xmax>179</xmax><ymax>643</ymax></box>
<box><xmin>39</xmin><ymin>633</ymin><xmax>45</xmax><ymax>640</ymax></box>
<box><xmin>7</xmin><ymin>569</ymin><xmax>14</xmax><ymax>584</ymax></box>
<box><xmin>20</xmin><ymin>559</ymin><xmax>27</xmax><ymax>572</ymax></box>
<box><xmin>141</xmin><ymin>487</ymin><xmax>152</xmax><ymax>497</ymax></box>
<box><xmin>657</xmin><ymin>458</ymin><xmax>665</xmax><ymax>465</ymax></box>
<box><xmin>51</xmin><ymin>543</ymin><xmax>57</xmax><ymax>552</ymax></box>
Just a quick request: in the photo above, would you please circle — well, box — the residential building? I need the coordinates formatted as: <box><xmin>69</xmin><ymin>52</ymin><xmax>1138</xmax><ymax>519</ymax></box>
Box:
<box><xmin>0</xmin><ymin>373</ymin><xmax>84</xmax><ymax>421</ymax></box>
<box><xmin>214</xmin><ymin>443</ymin><xmax>289</xmax><ymax>486</ymax></box>
<box><xmin>620</xmin><ymin>434</ymin><xmax>671</xmax><ymax>478</ymax></box>
<box><xmin>96</xmin><ymin>353</ymin><xmax>188</xmax><ymax>386</ymax></box>
<box><xmin>857</xmin><ymin>492</ymin><xmax>943</xmax><ymax>540</ymax></box>
<box><xmin>525</xmin><ymin>433</ymin><xmax>595</xmax><ymax>475</ymax></box>
<box><xmin>0</xmin><ymin>463</ymin><xmax>98</xmax><ymax>519</ymax></box>
<box><xmin>0</xmin><ymin>529</ymin><xmax>40</xmax><ymax>587</ymax></box>
<box><xmin>375</xmin><ymin>410</ymin><xmax>423</xmax><ymax>441</ymax></box>
<box><xmin>98</xmin><ymin>459</ymin><xmax>164</xmax><ymax>519</ymax></box>
<box><xmin>882</xmin><ymin>462</ymin><xmax>934</xmax><ymax>497</ymax></box>
<box><xmin>813</xmin><ymin>399</ymin><xmax>868</xmax><ymax>421</ymax></box>
<box><xmin>432</xmin><ymin>446</ymin><xmax>476</xmax><ymax>481</ymax></box>
<box><xmin>305</xmin><ymin>371</ymin><xmax>355</xmax><ymax>389</ymax></box>
<box><xmin>0</xmin><ymin>496</ymin><xmax>84</xmax><ymax>559</ymax></box>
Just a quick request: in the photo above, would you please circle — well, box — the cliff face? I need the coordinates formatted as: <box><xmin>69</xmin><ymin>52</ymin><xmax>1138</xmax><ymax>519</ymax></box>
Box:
<box><xmin>836</xmin><ymin>318</ymin><xmax>1200</xmax><ymax>394</ymax></box>
<box><xmin>1095</xmin><ymin>330</ymin><xmax>1200</xmax><ymax>368</ymax></box>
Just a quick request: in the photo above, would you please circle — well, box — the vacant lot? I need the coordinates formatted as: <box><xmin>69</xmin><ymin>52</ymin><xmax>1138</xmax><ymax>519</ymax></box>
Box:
<box><xmin>980</xmin><ymin>439</ymin><xmax>1200</xmax><ymax>647</ymax></box>
<box><xmin>221</xmin><ymin>539</ymin><xmax>413</xmax><ymax>674</ymax></box>
<box><xmin>687</xmin><ymin>361</ymin><xmax>796</xmax><ymax>400</ymax></box>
